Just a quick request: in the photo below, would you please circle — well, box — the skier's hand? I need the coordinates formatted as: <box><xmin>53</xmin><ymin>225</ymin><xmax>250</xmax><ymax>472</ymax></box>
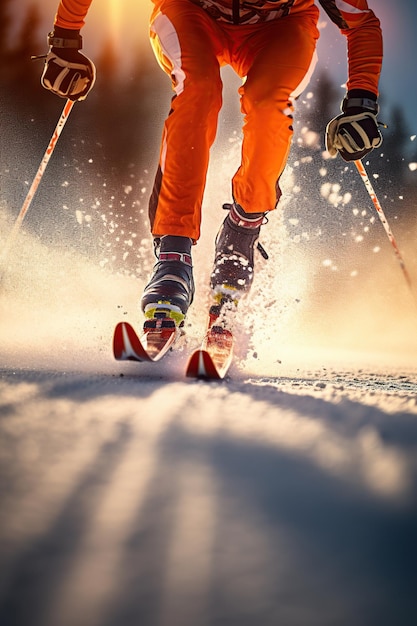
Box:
<box><xmin>41</xmin><ymin>28</ymin><xmax>96</xmax><ymax>101</ymax></box>
<box><xmin>326</xmin><ymin>94</ymin><xmax>382</xmax><ymax>162</ymax></box>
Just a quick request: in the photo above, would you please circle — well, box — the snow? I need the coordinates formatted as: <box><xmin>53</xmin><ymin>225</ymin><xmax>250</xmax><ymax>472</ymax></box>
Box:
<box><xmin>1</xmin><ymin>361</ymin><xmax>417</xmax><ymax>626</ymax></box>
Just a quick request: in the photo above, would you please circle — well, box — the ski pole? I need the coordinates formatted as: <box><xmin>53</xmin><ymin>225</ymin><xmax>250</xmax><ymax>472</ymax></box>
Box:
<box><xmin>1</xmin><ymin>98</ymin><xmax>75</xmax><ymax>264</ymax></box>
<box><xmin>354</xmin><ymin>158</ymin><xmax>413</xmax><ymax>291</ymax></box>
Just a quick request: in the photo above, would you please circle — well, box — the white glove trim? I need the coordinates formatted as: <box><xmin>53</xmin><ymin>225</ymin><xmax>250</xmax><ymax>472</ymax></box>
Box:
<box><xmin>326</xmin><ymin>112</ymin><xmax>382</xmax><ymax>158</ymax></box>
<box><xmin>41</xmin><ymin>52</ymin><xmax>96</xmax><ymax>101</ymax></box>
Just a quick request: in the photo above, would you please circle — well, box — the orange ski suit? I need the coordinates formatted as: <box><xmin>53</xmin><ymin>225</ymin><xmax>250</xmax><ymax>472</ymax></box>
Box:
<box><xmin>54</xmin><ymin>0</ymin><xmax>382</xmax><ymax>242</ymax></box>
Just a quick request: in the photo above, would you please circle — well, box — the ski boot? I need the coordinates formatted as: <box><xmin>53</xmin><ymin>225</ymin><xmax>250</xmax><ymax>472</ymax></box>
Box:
<box><xmin>141</xmin><ymin>235</ymin><xmax>194</xmax><ymax>327</ymax></box>
<box><xmin>210</xmin><ymin>201</ymin><xmax>266</xmax><ymax>304</ymax></box>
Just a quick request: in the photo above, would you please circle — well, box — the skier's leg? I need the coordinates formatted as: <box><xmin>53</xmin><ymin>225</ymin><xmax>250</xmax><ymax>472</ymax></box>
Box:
<box><xmin>143</xmin><ymin>2</ymin><xmax>224</xmax><ymax>319</ymax></box>
<box><xmin>233</xmin><ymin>8</ymin><xmax>319</xmax><ymax>214</ymax></box>
<box><xmin>148</xmin><ymin>1</ymin><xmax>224</xmax><ymax>242</ymax></box>
<box><xmin>211</xmin><ymin>10</ymin><xmax>319</xmax><ymax>299</ymax></box>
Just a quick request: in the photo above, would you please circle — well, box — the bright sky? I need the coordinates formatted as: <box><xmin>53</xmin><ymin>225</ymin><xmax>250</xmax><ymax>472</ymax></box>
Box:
<box><xmin>12</xmin><ymin>0</ymin><xmax>417</xmax><ymax>131</ymax></box>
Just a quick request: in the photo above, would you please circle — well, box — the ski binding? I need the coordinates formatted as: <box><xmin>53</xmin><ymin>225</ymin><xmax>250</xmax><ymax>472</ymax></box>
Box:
<box><xmin>113</xmin><ymin>312</ymin><xmax>179</xmax><ymax>363</ymax></box>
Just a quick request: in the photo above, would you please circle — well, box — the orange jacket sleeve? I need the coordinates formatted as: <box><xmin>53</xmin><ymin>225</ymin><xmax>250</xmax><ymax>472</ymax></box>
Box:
<box><xmin>54</xmin><ymin>0</ymin><xmax>93</xmax><ymax>30</ymax></box>
<box><xmin>318</xmin><ymin>0</ymin><xmax>383</xmax><ymax>95</ymax></box>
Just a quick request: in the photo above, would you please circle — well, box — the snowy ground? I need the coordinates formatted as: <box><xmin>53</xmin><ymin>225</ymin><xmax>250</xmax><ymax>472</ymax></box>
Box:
<box><xmin>0</xmin><ymin>361</ymin><xmax>417</xmax><ymax>626</ymax></box>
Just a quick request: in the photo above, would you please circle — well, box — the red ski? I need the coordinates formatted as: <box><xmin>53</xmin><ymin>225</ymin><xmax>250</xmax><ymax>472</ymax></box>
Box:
<box><xmin>114</xmin><ymin>302</ymin><xmax>235</xmax><ymax>377</ymax></box>
<box><xmin>186</xmin><ymin>324</ymin><xmax>234</xmax><ymax>380</ymax></box>
<box><xmin>113</xmin><ymin>316</ymin><xmax>179</xmax><ymax>363</ymax></box>
<box><xmin>186</xmin><ymin>299</ymin><xmax>237</xmax><ymax>379</ymax></box>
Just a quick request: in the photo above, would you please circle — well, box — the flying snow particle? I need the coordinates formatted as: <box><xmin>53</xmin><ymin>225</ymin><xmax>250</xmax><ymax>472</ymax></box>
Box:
<box><xmin>300</xmin><ymin>127</ymin><xmax>320</xmax><ymax>148</ymax></box>
<box><xmin>328</xmin><ymin>194</ymin><xmax>339</xmax><ymax>206</ymax></box>
<box><xmin>409</xmin><ymin>163</ymin><xmax>417</xmax><ymax>172</ymax></box>
<box><xmin>320</xmin><ymin>183</ymin><xmax>331</xmax><ymax>198</ymax></box>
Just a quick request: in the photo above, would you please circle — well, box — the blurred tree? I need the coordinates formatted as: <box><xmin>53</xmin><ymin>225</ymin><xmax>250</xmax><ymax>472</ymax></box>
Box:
<box><xmin>304</xmin><ymin>69</ymin><xmax>340</xmax><ymax>135</ymax></box>
<box><xmin>96</xmin><ymin>37</ymin><xmax>119</xmax><ymax>90</ymax></box>
<box><xmin>289</xmin><ymin>67</ymin><xmax>342</xmax><ymax>219</ymax></box>
<box><xmin>9</xmin><ymin>3</ymin><xmax>42</xmax><ymax>93</ymax></box>
<box><xmin>381</xmin><ymin>105</ymin><xmax>410</xmax><ymax>188</ymax></box>
<box><xmin>87</xmin><ymin>39</ymin><xmax>161</xmax><ymax>181</ymax></box>
<box><xmin>0</xmin><ymin>0</ymin><xmax>13</xmax><ymax>59</ymax></box>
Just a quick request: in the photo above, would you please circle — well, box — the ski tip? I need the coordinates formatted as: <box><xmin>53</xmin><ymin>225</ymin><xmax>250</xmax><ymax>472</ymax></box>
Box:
<box><xmin>113</xmin><ymin>322</ymin><xmax>135</xmax><ymax>361</ymax></box>
<box><xmin>113</xmin><ymin>320</ymin><xmax>178</xmax><ymax>363</ymax></box>
<box><xmin>186</xmin><ymin>349</ymin><xmax>222</xmax><ymax>379</ymax></box>
<box><xmin>113</xmin><ymin>321</ymin><xmax>151</xmax><ymax>362</ymax></box>
<box><xmin>113</xmin><ymin>322</ymin><xmax>128</xmax><ymax>359</ymax></box>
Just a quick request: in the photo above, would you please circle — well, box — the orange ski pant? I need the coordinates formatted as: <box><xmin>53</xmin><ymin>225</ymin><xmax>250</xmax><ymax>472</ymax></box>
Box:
<box><xmin>149</xmin><ymin>1</ymin><xmax>319</xmax><ymax>241</ymax></box>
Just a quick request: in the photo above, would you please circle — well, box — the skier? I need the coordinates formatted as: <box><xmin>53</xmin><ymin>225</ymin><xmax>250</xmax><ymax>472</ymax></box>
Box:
<box><xmin>41</xmin><ymin>0</ymin><xmax>383</xmax><ymax>326</ymax></box>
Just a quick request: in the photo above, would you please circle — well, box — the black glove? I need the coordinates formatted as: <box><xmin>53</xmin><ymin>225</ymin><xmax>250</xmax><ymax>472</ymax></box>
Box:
<box><xmin>41</xmin><ymin>27</ymin><xmax>96</xmax><ymax>101</ymax></box>
<box><xmin>326</xmin><ymin>91</ymin><xmax>383</xmax><ymax>161</ymax></box>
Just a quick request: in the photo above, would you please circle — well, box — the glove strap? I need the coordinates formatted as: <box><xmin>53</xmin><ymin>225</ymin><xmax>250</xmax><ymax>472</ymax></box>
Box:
<box><xmin>48</xmin><ymin>31</ymin><xmax>83</xmax><ymax>50</ymax></box>
<box><xmin>342</xmin><ymin>96</ymin><xmax>378</xmax><ymax>114</ymax></box>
